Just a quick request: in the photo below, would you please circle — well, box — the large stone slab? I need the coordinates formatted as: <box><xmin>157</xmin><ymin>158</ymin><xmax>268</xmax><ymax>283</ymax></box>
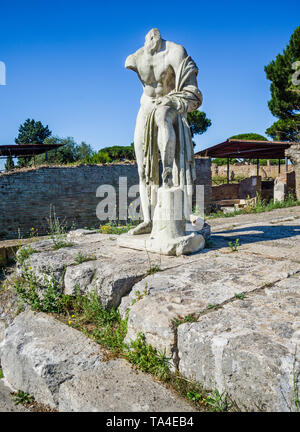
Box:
<box><xmin>0</xmin><ymin>311</ymin><xmax>104</xmax><ymax>408</ymax></box>
<box><xmin>59</xmin><ymin>359</ymin><xmax>195</xmax><ymax>412</ymax></box>
<box><xmin>17</xmin><ymin>229</ymin><xmax>216</xmax><ymax>309</ymax></box>
<box><xmin>17</xmin><ymin>235</ymin><xmax>156</xmax><ymax>309</ymax></box>
<box><xmin>122</xmin><ymin>253</ymin><xmax>300</xmax><ymax>362</ymax></box>
<box><xmin>177</xmin><ymin>274</ymin><xmax>300</xmax><ymax>412</ymax></box>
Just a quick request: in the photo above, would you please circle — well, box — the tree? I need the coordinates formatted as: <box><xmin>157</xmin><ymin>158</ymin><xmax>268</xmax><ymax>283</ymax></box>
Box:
<box><xmin>230</xmin><ymin>133</ymin><xmax>268</xmax><ymax>141</ymax></box>
<box><xmin>100</xmin><ymin>144</ymin><xmax>135</xmax><ymax>160</ymax></box>
<box><xmin>213</xmin><ymin>134</ymin><xmax>268</xmax><ymax>165</ymax></box>
<box><xmin>76</xmin><ymin>142</ymin><xmax>94</xmax><ymax>160</ymax></box>
<box><xmin>16</xmin><ymin>119</ymin><xmax>52</xmax><ymax>167</ymax></box>
<box><xmin>5</xmin><ymin>155</ymin><xmax>15</xmax><ymax>171</ymax></box>
<box><xmin>15</xmin><ymin>119</ymin><xmax>52</xmax><ymax>145</ymax></box>
<box><xmin>187</xmin><ymin>110</ymin><xmax>212</xmax><ymax>140</ymax></box>
<box><xmin>18</xmin><ymin>136</ymin><xmax>94</xmax><ymax>167</ymax></box>
<box><xmin>33</xmin><ymin>137</ymin><xmax>93</xmax><ymax>165</ymax></box>
<box><xmin>265</xmin><ymin>26</ymin><xmax>300</xmax><ymax>141</ymax></box>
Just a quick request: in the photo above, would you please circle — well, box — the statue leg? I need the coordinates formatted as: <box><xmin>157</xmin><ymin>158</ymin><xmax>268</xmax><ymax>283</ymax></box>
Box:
<box><xmin>128</xmin><ymin>107</ymin><xmax>152</xmax><ymax>235</ymax></box>
<box><xmin>155</xmin><ymin>106</ymin><xmax>177</xmax><ymax>187</ymax></box>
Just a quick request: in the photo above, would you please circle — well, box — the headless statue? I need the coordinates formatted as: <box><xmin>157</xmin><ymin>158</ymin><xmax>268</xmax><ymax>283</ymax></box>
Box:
<box><xmin>123</xmin><ymin>28</ymin><xmax>205</xmax><ymax>255</ymax></box>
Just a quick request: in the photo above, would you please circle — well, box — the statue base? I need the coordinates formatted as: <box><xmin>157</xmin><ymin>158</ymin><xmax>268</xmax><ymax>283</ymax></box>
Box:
<box><xmin>118</xmin><ymin>186</ymin><xmax>208</xmax><ymax>256</ymax></box>
<box><xmin>117</xmin><ymin>232</ymin><xmax>205</xmax><ymax>256</ymax></box>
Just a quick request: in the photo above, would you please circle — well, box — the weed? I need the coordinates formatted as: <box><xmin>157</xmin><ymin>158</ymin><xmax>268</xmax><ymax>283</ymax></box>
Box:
<box><xmin>203</xmin><ymin>390</ymin><xmax>231</xmax><ymax>412</ymax></box>
<box><xmin>228</xmin><ymin>238</ymin><xmax>240</xmax><ymax>252</ymax></box>
<box><xmin>74</xmin><ymin>252</ymin><xmax>96</xmax><ymax>265</ymax></box>
<box><xmin>131</xmin><ymin>284</ymin><xmax>148</xmax><ymax>306</ymax></box>
<box><xmin>16</xmin><ymin>245</ymin><xmax>37</xmax><ymax>266</ymax></box>
<box><xmin>0</xmin><ymin>368</ymin><xmax>3</xmax><ymax>379</ymax></box>
<box><xmin>168</xmin><ymin>373</ymin><xmax>208</xmax><ymax>410</ymax></box>
<box><xmin>12</xmin><ymin>390</ymin><xmax>34</xmax><ymax>406</ymax></box>
<box><xmin>172</xmin><ymin>314</ymin><xmax>198</xmax><ymax>327</ymax></box>
<box><xmin>234</xmin><ymin>293</ymin><xmax>245</xmax><ymax>300</ymax></box>
<box><xmin>47</xmin><ymin>205</ymin><xmax>74</xmax><ymax>250</ymax></box>
<box><xmin>207</xmin><ymin>303</ymin><xmax>220</xmax><ymax>310</ymax></box>
<box><xmin>187</xmin><ymin>390</ymin><xmax>202</xmax><ymax>402</ymax></box>
<box><xmin>146</xmin><ymin>264</ymin><xmax>161</xmax><ymax>276</ymax></box>
<box><xmin>125</xmin><ymin>332</ymin><xmax>171</xmax><ymax>381</ymax></box>
<box><xmin>59</xmin><ymin>288</ymin><xmax>128</xmax><ymax>355</ymax></box>
<box><xmin>184</xmin><ymin>314</ymin><xmax>198</xmax><ymax>323</ymax></box>
<box><xmin>145</xmin><ymin>247</ymin><xmax>161</xmax><ymax>276</ymax></box>
<box><xmin>171</xmin><ymin>317</ymin><xmax>183</xmax><ymax>328</ymax></box>
<box><xmin>13</xmin><ymin>267</ymin><xmax>64</xmax><ymax>313</ymax></box>
<box><xmin>99</xmin><ymin>220</ymin><xmax>138</xmax><ymax>235</ymax></box>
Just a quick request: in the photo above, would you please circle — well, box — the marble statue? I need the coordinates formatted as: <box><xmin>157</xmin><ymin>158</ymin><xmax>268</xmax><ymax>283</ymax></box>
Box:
<box><xmin>119</xmin><ymin>28</ymin><xmax>205</xmax><ymax>255</ymax></box>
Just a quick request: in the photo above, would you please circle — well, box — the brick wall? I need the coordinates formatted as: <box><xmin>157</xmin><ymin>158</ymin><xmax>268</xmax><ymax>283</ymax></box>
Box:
<box><xmin>0</xmin><ymin>159</ymin><xmax>211</xmax><ymax>239</ymax></box>
<box><xmin>211</xmin><ymin>176</ymin><xmax>261</xmax><ymax>202</ymax></box>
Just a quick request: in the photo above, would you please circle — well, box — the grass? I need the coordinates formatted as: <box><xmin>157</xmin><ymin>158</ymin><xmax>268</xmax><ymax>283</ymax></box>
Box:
<box><xmin>13</xmin><ymin>267</ymin><xmax>65</xmax><ymax>314</ymax></box>
<box><xmin>0</xmin><ymin>368</ymin><xmax>3</xmax><ymax>379</ymax></box>
<box><xmin>98</xmin><ymin>220</ymin><xmax>139</xmax><ymax>235</ymax></box>
<box><xmin>208</xmin><ymin>193</ymin><xmax>300</xmax><ymax>219</ymax></box>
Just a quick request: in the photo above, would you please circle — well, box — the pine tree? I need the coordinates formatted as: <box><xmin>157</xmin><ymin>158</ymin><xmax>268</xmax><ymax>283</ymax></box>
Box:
<box><xmin>265</xmin><ymin>26</ymin><xmax>300</xmax><ymax>141</ymax></box>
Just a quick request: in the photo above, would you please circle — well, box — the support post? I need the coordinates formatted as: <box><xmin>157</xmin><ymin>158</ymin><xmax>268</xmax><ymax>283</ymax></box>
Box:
<box><xmin>227</xmin><ymin>158</ymin><xmax>229</xmax><ymax>184</ymax></box>
<box><xmin>256</xmin><ymin>158</ymin><xmax>259</xmax><ymax>177</ymax></box>
<box><xmin>278</xmin><ymin>158</ymin><xmax>281</xmax><ymax>174</ymax></box>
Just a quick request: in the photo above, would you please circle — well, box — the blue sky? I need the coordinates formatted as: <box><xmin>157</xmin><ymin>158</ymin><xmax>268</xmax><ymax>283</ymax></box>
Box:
<box><xmin>0</xmin><ymin>0</ymin><xmax>299</xmax><ymax>162</ymax></box>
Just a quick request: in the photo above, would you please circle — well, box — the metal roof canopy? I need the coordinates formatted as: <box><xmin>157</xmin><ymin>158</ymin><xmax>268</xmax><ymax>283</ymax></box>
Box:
<box><xmin>0</xmin><ymin>143</ymin><xmax>64</xmax><ymax>158</ymax></box>
<box><xmin>196</xmin><ymin>139</ymin><xmax>294</xmax><ymax>159</ymax></box>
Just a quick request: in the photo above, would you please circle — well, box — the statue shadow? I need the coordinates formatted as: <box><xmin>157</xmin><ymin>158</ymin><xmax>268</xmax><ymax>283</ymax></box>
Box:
<box><xmin>207</xmin><ymin>224</ymin><xmax>300</xmax><ymax>250</ymax></box>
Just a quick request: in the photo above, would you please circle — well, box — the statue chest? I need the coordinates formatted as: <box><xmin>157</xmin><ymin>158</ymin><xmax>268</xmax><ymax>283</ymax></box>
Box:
<box><xmin>138</xmin><ymin>54</ymin><xmax>175</xmax><ymax>86</ymax></box>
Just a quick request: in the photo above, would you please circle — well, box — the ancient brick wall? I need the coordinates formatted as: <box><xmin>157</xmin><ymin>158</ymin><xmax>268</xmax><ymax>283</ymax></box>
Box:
<box><xmin>0</xmin><ymin>159</ymin><xmax>211</xmax><ymax>239</ymax></box>
<box><xmin>212</xmin><ymin>163</ymin><xmax>293</xmax><ymax>180</ymax></box>
<box><xmin>211</xmin><ymin>176</ymin><xmax>261</xmax><ymax>202</ymax></box>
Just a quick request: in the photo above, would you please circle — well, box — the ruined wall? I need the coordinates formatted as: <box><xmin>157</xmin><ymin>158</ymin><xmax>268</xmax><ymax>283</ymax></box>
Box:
<box><xmin>212</xmin><ymin>163</ymin><xmax>293</xmax><ymax>180</ymax></box>
<box><xmin>211</xmin><ymin>183</ymin><xmax>239</xmax><ymax>202</ymax></box>
<box><xmin>0</xmin><ymin>159</ymin><xmax>211</xmax><ymax>239</ymax></box>
<box><xmin>211</xmin><ymin>176</ymin><xmax>261</xmax><ymax>202</ymax></box>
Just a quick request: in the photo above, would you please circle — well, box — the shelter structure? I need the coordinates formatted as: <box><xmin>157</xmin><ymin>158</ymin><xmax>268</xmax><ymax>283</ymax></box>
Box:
<box><xmin>195</xmin><ymin>139</ymin><xmax>297</xmax><ymax>211</ymax></box>
<box><xmin>0</xmin><ymin>143</ymin><xmax>64</xmax><ymax>169</ymax></box>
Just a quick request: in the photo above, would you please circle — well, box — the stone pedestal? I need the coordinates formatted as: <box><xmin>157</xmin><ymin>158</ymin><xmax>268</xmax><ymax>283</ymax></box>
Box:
<box><xmin>274</xmin><ymin>179</ymin><xmax>286</xmax><ymax>202</ymax></box>
<box><xmin>118</xmin><ymin>187</ymin><xmax>206</xmax><ymax>256</ymax></box>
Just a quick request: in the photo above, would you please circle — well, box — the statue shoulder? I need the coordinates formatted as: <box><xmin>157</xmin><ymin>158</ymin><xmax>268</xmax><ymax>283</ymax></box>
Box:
<box><xmin>167</xmin><ymin>41</ymin><xmax>187</xmax><ymax>59</ymax></box>
<box><xmin>125</xmin><ymin>47</ymin><xmax>144</xmax><ymax>71</ymax></box>
<box><xmin>166</xmin><ymin>41</ymin><xmax>188</xmax><ymax>69</ymax></box>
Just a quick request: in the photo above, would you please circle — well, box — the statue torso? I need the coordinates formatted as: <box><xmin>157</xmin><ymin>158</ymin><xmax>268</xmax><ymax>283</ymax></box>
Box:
<box><xmin>135</xmin><ymin>41</ymin><xmax>178</xmax><ymax>98</ymax></box>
